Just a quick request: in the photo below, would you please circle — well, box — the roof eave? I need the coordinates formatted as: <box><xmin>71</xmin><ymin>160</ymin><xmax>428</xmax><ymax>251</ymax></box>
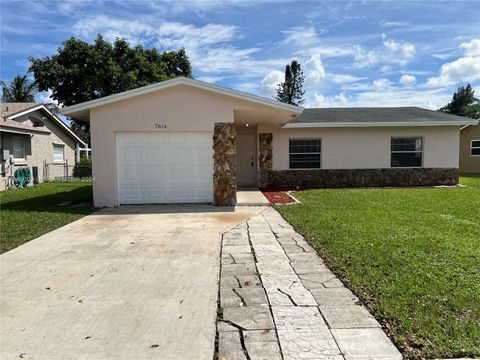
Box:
<box><xmin>282</xmin><ymin>120</ymin><xmax>480</xmax><ymax>128</ymax></box>
<box><xmin>0</xmin><ymin>126</ymin><xmax>50</xmax><ymax>135</ymax></box>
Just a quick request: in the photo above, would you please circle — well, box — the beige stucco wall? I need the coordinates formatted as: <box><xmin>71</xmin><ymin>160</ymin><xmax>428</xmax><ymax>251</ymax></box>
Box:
<box><xmin>459</xmin><ymin>125</ymin><xmax>480</xmax><ymax>172</ymax></box>
<box><xmin>0</xmin><ymin>109</ymin><xmax>77</xmax><ymax>190</ymax></box>
<box><xmin>90</xmin><ymin>84</ymin><xmax>292</xmax><ymax>207</ymax></box>
<box><xmin>257</xmin><ymin>125</ymin><xmax>460</xmax><ymax>170</ymax></box>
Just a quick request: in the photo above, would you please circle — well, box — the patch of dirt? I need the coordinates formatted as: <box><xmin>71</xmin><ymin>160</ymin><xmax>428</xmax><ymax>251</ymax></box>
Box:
<box><xmin>261</xmin><ymin>189</ymin><xmax>296</xmax><ymax>205</ymax></box>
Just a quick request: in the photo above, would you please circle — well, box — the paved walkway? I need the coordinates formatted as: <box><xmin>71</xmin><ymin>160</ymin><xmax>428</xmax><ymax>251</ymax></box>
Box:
<box><xmin>216</xmin><ymin>207</ymin><xmax>402</xmax><ymax>360</ymax></box>
<box><xmin>236</xmin><ymin>187</ymin><xmax>270</xmax><ymax>206</ymax></box>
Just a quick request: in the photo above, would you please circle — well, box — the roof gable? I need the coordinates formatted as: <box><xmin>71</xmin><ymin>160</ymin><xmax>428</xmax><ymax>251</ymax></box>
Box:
<box><xmin>61</xmin><ymin>77</ymin><xmax>303</xmax><ymax>121</ymax></box>
<box><xmin>3</xmin><ymin>104</ymin><xmax>85</xmax><ymax>145</ymax></box>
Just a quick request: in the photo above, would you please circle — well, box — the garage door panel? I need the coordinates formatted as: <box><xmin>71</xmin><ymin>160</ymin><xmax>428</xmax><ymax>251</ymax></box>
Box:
<box><xmin>117</xmin><ymin>132</ymin><xmax>213</xmax><ymax>204</ymax></box>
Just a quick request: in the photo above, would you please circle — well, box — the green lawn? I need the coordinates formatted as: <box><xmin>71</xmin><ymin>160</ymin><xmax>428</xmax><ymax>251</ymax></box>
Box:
<box><xmin>277</xmin><ymin>174</ymin><xmax>480</xmax><ymax>359</ymax></box>
<box><xmin>0</xmin><ymin>181</ymin><xmax>94</xmax><ymax>254</ymax></box>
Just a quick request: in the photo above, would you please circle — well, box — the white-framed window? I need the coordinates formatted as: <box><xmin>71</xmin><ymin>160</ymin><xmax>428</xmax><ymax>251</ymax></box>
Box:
<box><xmin>12</xmin><ymin>136</ymin><xmax>26</xmax><ymax>160</ymax></box>
<box><xmin>391</xmin><ymin>137</ymin><xmax>423</xmax><ymax>167</ymax></box>
<box><xmin>471</xmin><ymin>140</ymin><xmax>480</xmax><ymax>157</ymax></box>
<box><xmin>53</xmin><ymin>143</ymin><xmax>65</xmax><ymax>162</ymax></box>
<box><xmin>289</xmin><ymin>139</ymin><xmax>321</xmax><ymax>169</ymax></box>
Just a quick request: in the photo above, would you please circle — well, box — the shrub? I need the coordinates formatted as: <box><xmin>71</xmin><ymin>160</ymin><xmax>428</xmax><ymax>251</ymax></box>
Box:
<box><xmin>73</xmin><ymin>157</ymin><xmax>92</xmax><ymax>178</ymax></box>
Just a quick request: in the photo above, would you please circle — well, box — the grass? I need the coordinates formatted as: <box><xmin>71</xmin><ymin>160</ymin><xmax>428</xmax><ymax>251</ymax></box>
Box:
<box><xmin>277</xmin><ymin>174</ymin><xmax>480</xmax><ymax>359</ymax></box>
<box><xmin>0</xmin><ymin>181</ymin><xmax>94</xmax><ymax>254</ymax></box>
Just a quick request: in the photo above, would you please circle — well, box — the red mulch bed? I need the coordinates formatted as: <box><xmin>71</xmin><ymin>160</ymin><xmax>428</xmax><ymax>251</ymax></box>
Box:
<box><xmin>261</xmin><ymin>189</ymin><xmax>296</xmax><ymax>205</ymax></box>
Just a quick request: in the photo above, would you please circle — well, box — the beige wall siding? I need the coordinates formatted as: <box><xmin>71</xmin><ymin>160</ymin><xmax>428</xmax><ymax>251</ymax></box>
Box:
<box><xmin>257</xmin><ymin>125</ymin><xmax>460</xmax><ymax>170</ymax></box>
<box><xmin>459</xmin><ymin>125</ymin><xmax>480</xmax><ymax>172</ymax></box>
<box><xmin>90</xmin><ymin>85</ymin><xmax>244</xmax><ymax>207</ymax></box>
<box><xmin>1</xmin><ymin>109</ymin><xmax>77</xmax><ymax>190</ymax></box>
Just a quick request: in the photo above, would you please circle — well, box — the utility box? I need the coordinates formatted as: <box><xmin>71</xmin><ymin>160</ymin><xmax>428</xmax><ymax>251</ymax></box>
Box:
<box><xmin>32</xmin><ymin>166</ymin><xmax>39</xmax><ymax>184</ymax></box>
<box><xmin>0</xmin><ymin>149</ymin><xmax>10</xmax><ymax>161</ymax></box>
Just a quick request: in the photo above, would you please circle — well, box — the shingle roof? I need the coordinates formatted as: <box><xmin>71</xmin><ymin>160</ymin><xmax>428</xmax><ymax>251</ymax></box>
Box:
<box><xmin>289</xmin><ymin>107</ymin><xmax>476</xmax><ymax>124</ymax></box>
<box><xmin>0</xmin><ymin>103</ymin><xmax>37</xmax><ymax>118</ymax></box>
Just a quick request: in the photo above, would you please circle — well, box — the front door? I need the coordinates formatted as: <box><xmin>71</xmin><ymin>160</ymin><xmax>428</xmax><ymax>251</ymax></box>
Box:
<box><xmin>236</xmin><ymin>134</ymin><xmax>256</xmax><ymax>185</ymax></box>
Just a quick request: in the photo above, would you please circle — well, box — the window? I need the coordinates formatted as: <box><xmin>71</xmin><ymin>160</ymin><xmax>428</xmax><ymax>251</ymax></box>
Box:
<box><xmin>289</xmin><ymin>139</ymin><xmax>321</xmax><ymax>169</ymax></box>
<box><xmin>53</xmin><ymin>144</ymin><xmax>65</xmax><ymax>162</ymax></box>
<box><xmin>391</xmin><ymin>137</ymin><xmax>423</xmax><ymax>167</ymax></box>
<box><xmin>12</xmin><ymin>137</ymin><xmax>25</xmax><ymax>160</ymax></box>
<box><xmin>471</xmin><ymin>140</ymin><xmax>480</xmax><ymax>157</ymax></box>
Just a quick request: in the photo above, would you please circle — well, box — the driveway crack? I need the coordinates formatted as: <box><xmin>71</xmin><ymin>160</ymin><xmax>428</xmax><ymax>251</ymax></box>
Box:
<box><xmin>277</xmin><ymin>288</ymin><xmax>298</xmax><ymax>306</ymax></box>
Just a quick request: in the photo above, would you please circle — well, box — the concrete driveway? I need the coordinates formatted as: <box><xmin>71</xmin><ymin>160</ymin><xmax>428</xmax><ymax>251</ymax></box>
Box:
<box><xmin>0</xmin><ymin>205</ymin><xmax>264</xmax><ymax>360</ymax></box>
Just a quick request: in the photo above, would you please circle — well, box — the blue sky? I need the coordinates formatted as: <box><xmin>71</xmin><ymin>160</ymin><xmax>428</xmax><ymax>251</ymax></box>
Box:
<box><xmin>1</xmin><ymin>0</ymin><xmax>479</xmax><ymax>109</ymax></box>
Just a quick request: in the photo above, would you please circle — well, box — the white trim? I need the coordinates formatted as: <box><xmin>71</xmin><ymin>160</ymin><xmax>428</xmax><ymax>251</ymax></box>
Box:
<box><xmin>470</xmin><ymin>139</ymin><xmax>480</xmax><ymax>157</ymax></box>
<box><xmin>7</xmin><ymin>104</ymin><xmax>86</xmax><ymax>146</ymax></box>
<box><xmin>0</xmin><ymin>127</ymin><xmax>49</xmax><ymax>135</ymax></box>
<box><xmin>61</xmin><ymin>77</ymin><xmax>303</xmax><ymax>117</ymax></box>
<box><xmin>283</xmin><ymin>120</ymin><xmax>479</xmax><ymax>128</ymax></box>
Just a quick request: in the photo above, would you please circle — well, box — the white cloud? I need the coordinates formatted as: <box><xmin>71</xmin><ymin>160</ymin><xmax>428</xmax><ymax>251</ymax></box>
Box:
<box><xmin>156</xmin><ymin>22</ymin><xmax>237</xmax><ymax>49</ymax></box>
<box><xmin>382</xmin><ymin>34</ymin><xmax>415</xmax><ymax>60</ymax></box>
<box><xmin>327</xmin><ymin>74</ymin><xmax>366</xmax><ymax>84</ymax></box>
<box><xmin>379</xmin><ymin>20</ymin><xmax>410</xmax><ymax>27</ymax></box>
<box><xmin>304</xmin><ymin>54</ymin><xmax>325</xmax><ymax>84</ymax></box>
<box><xmin>460</xmin><ymin>38</ymin><xmax>480</xmax><ymax>56</ymax></box>
<box><xmin>260</xmin><ymin>70</ymin><xmax>283</xmax><ymax>97</ymax></box>
<box><xmin>307</xmin><ymin>88</ymin><xmax>452</xmax><ymax>109</ymax></box>
<box><xmin>311</xmin><ymin>92</ymin><xmax>350</xmax><ymax>107</ymax></box>
<box><xmin>282</xmin><ymin>26</ymin><xmax>323</xmax><ymax>47</ymax></box>
<box><xmin>399</xmin><ymin>74</ymin><xmax>416</xmax><ymax>86</ymax></box>
<box><xmin>35</xmin><ymin>89</ymin><xmax>58</xmax><ymax>106</ymax></box>
<box><xmin>426</xmin><ymin>56</ymin><xmax>480</xmax><ymax>87</ymax></box>
<box><xmin>372</xmin><ymin>78</ymin><xmax>392</xmax><ymax>90</ymax></box>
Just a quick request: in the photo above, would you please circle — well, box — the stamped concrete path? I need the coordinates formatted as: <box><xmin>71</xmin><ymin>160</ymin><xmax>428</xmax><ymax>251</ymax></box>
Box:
<box><xmin>216</xmin><ymin>207</ymin><xmax>402</xmax><ymax>360</ymax></box>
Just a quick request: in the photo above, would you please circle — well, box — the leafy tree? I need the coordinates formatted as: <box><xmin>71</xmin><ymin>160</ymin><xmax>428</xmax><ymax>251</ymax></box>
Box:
<box><xmin>276</xmin><ymin>60</ymin><xmax>305</xmax><ymax>106</ymax></box>
<box><xmin>439</xmin><ymin>83</ymin><xmax>480</xmax><ymax>119</ymax></box>
<box><xmin>1</xmin><ymin>75</ymin><xmax>37</xmax><ymax>102</ymax></box>
<box><xmin>29</xmin><ymin>35</ymin><xmax>192</xmax><ymax>140</ymax></box>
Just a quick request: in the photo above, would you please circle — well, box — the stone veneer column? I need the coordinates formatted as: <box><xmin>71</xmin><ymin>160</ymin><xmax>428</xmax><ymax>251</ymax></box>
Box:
<box><xmin>213</xmin><ymin>123</ymin><xmax>237</xmax><ymax>206</ymax></box>
<box><xmin>258</xmin><ymin>133</ymin><xmax>273</xmax><ymax>188</ymax></box>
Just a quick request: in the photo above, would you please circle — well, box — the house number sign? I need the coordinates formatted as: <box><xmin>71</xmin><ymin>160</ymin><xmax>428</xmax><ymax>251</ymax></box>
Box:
<box><xmin>154</xmin><ymin>123</ymin><xmax>168</xmax><ymax>129</ymax></box>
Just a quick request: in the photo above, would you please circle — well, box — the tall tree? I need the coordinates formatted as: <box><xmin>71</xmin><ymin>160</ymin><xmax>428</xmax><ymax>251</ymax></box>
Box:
<box><xmin>29</xmin><ymin>35</ymin><xmax>193</xmax><ymax>141</ymax></box>
<box><xmin>276</xmin><ymin>60</ymin><xmax>305</xmax><ymax>106</ymax></box>
<box><xmin>439</xmin><ymin>83</ymin><xmax>480</xmax><ymax>119</ymax></box>
<box><xmin>1</xmin><ymin>75</ymin><xmax>37</xmax><ymax>102</ymax></box>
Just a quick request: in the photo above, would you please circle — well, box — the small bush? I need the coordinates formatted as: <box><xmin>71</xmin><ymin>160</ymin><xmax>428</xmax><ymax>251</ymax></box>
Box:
<box><xmin>73</xmin><ymin>157</ymin><xmax>92</xmax><ymax>178</ymax></box>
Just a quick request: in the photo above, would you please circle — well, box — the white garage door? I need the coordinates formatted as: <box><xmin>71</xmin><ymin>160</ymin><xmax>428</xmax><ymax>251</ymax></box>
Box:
<box><xmin>116</xmin><ymin>132</ymin><xmax>213</xmax><ymax>204</ymax></box>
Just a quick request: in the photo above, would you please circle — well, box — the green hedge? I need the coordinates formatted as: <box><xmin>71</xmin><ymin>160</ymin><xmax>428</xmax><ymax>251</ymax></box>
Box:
<box><xmin>73</xmin><ymin>157</ymin><xmax>92</xmax><ymax>178</ymax></box>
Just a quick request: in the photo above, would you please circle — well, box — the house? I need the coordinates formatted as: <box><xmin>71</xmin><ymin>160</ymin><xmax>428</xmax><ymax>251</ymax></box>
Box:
<box><xmin>0</xmin><ymin>103</ymin><xmax>86</xmax><ymax>190</ymax></box>
<box><xmin>459</xmin><ymin>124</ymin><xmax>480</xmax><ymax>172</ymax></box>
<box><xmin>61</xmin><ymin>77</ymin><xmax>477</xmax><ymax>207</ymax></box>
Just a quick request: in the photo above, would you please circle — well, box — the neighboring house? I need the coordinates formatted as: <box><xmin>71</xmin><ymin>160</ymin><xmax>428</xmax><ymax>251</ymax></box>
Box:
<box><xmin>0</xmin><ymin>103</ymin><xmax>86</xmax><ymax>190</ymax></box>
<box><xmin>61</xmin><ymin>77</ymin><xmax>477</xmax><ymax>207</ymax></box>
<box><xmin>459</xmin><ymin>124</ymin><xmax>480</xmax><ymax>172</ymax></box>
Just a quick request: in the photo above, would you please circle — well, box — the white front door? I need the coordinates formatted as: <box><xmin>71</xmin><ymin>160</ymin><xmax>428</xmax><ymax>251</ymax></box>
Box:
<box><xmin>236</xmin><ymin>134</ymin><xmax>256</xmax><ymax>185</ymax></box>
<box><xmin>116</xmin><ymin>132</ymin><xmax>213</xmax><ymax>204</ymax></box>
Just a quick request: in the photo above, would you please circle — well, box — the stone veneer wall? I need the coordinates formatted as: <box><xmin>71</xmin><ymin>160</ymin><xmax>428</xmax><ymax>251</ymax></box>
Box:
<box><xmin>258</xmin><ymin>133</ymin><xmax>273</xmax><ymax>180</ymax></box>
<box><xmin>258</xmin><ymin>168</ymin><xmax>459</xmax><ymax>189</ymax></box>
<box><xmin>213</xmin><ymin>123</ymin><xmax>237</xmax><ymax>205</ymax></box>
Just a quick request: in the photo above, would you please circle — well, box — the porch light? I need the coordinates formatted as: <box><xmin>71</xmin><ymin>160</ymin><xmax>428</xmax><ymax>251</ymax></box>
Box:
<box><xmin>245</xmin><ymin>123</ymin><xmax>249</xmax><ymax>127</ymax></box>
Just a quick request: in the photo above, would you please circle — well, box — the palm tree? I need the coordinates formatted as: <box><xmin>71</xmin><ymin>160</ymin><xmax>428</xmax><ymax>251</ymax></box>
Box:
<box><xmin>1</xmin><ymin>75</ymin><xmax>37</xmax><ymax>102</ymax></box>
